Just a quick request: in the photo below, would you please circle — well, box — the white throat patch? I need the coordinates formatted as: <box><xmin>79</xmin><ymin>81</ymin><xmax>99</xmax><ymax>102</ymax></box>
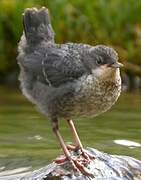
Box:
<box><xmin>92</xmin><ymin>65</ymin><xmax>120</xmax><ymax>82</ymax></box>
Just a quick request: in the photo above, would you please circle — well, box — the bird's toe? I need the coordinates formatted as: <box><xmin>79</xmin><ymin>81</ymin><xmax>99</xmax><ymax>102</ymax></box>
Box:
<box><xmin>71</xmin><ymin>158</ymin><xmax>94</xmax><ymax>178</ymax></box>
<box><xmin>67</xmin><ymin>144</ymin><xmax>77</xmax><ymax>151</ymax></box>
<box><xmin>54</xmin><ymin>155</ymin><xmax>67</xmax><ymax>164</ymax></box>
<box><xmin>81</xmin><ymin>149</ymin><xmax>95</xmax><ymax>161</ymax></box>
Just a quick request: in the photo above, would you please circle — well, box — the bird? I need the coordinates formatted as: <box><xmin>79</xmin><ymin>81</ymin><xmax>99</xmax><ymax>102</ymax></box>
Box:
<box><xmin>17</xmin><ymin>7</ymin><xmax>123</xmax><ymax>177</ymax></box>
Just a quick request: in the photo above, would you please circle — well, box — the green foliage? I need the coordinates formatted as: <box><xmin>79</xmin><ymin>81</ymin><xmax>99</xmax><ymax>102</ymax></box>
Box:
<box><xmin>0</xmin><ymin>0</ymin><xmax>141</xmax><ymax>77</ymax></box>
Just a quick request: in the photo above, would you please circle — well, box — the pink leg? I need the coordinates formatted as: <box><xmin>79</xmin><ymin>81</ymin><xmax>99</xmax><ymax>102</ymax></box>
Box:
<box><xmin>52</xmin><ymin>118</ymin><xmax>93</xmax><ymax>177</ymax></box>
<box><xmin>67</xmin><ymin>119</ymin><xmax>94</xmax><ymax>160</ymax></box>
<box><xmin>67</xmin><ymin>119</ymin><xmax>83</xmax><ymax>149</ymax></box>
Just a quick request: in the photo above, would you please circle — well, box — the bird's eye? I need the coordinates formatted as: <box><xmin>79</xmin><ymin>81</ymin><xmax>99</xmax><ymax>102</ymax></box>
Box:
<box><xmin>96</xmin><ymin>57</ymin><xmax>103</xmax><ymax>65</ymax></box>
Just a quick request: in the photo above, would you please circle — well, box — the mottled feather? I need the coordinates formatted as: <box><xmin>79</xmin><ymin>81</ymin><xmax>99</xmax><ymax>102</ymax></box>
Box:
<box><xmin>17</xmin><ymin>7</ymin><xmax>121</xmax><ymax>120</ymax></box>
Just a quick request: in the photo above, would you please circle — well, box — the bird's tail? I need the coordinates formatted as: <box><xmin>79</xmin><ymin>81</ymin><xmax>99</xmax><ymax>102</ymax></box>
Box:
<box><xmin>23</xmin><ymin>7</ymin><xmax>54</xmax><ymax>45</ymax></box>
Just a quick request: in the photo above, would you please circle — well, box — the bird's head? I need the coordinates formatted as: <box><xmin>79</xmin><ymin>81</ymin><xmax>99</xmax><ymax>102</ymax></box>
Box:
<box><xmin>87</xmin><ymin>45</ymin><xmax>123</xmax><ymax>80</ymax></box>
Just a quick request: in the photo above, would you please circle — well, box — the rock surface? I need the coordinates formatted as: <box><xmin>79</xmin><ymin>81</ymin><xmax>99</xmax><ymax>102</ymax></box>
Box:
<box><xmin>20</xmin><ymin>148</ymin><xmax>141</xmax><ymax>180</ymax></box>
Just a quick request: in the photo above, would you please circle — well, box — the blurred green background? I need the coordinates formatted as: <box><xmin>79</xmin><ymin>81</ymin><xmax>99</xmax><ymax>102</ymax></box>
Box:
<box><xmin>0</xmin><ymin>0</ymin><xmax>141</xmax><ymax>89</ymax></box>
<box><xmin>0</xmin><ymin>0</ymin><xmax>141</xmax><ymax>177</ymax></box>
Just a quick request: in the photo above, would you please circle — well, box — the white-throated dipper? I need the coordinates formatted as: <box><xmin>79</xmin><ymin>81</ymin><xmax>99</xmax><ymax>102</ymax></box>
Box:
<box><xmin>17</xmin><ymin>7</ymin><xmax>123</xmax><ymax>177</ymax></box>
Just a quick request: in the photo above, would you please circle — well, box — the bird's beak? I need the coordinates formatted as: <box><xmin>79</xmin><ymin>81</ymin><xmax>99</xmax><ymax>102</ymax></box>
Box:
<box><xmin>109</xmin><ymin>62</ymin><xmax>123</xmax><ymax>68</ymax></box>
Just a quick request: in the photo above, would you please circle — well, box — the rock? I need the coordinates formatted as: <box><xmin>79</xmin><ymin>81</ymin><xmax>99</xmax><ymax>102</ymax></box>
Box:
<box><xmin>21</xmin><ymin>148</ymin><xmax>141</xmax><ymax>180</ymax></box>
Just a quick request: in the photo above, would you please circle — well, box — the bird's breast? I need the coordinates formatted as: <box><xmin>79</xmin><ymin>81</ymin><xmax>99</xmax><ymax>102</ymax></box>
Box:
<box><xmin>72</xmin><ymin>70</ymin><xmax>121</xmax><ymax>117</ymax></box>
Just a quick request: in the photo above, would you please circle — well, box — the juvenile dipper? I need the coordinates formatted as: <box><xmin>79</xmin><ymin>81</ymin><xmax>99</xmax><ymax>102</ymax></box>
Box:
<box><xmin>17</xmin><ymin>7</ymin><xmax>123</xmax><ymax>176</ymax></box>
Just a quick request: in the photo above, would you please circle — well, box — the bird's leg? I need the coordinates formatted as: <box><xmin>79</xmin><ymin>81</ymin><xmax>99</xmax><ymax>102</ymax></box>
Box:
<box><xmin>52</xmin><ymin>118</ymin><xmax>71</xmax><ymax>162</ymax></box>
<box><xmin>67</xmin><ymin>119</ymin><xmax>83</xmax><ymax>150</ymax></box>
<box><xmin>67</xmin><ymin>119</ymin><xmax>94</xmax><ymax>161</ymax></box>
<box><xmin>52</xmin><ymin>118</ymin><xmax>93</xmax><ymax>177</ymax></box>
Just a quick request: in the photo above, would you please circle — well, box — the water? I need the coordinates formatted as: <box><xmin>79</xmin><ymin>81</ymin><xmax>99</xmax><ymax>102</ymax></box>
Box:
<box><xmin>0</xmin><ymin>87</ymin><xmax>141</xmax><ymax>178</ymax></box>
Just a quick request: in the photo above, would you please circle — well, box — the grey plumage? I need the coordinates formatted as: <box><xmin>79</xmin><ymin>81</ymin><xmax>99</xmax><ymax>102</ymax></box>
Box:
<box><xmin>17</xmin><ymin>7</ymin><xmax>122</xmax><ymax>120</ymax></box>
<box><xmin>23</xmin><ymin>7</ymin><xmax>54</xmax><ymax>44</ymax></box>
<box><xmin>17</xmin><ymin>8</ymin><xmax>122</xmax><ymax>175</ymax></box>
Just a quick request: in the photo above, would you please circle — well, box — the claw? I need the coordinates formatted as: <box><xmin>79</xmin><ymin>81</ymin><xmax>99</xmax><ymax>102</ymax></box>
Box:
<box><xmin>55</xmin><ymin>154</ymin><xmax>94</xmax><ymax>178</ymax></box>
<box><xmin>72</xmin><ymin>158</ymin><xmax>94</xmax><ymax>178</ymax></box>
<box><xmin>54</xmin><ymin>155</ymin><xmax>67</xmax><ymax>164</ymax></box>
<box><xmin>81</xmin><ymin>149</ymin><xmax>95</xmax><ymax>161</ymax></box>
<box><xmin>67</xmin><ymin>144</ymin><xmax>95</xmax><ymax>162</ymax></box>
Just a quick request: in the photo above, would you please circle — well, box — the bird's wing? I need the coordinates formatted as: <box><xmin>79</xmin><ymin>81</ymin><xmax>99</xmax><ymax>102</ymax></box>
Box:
<box><xmin>21</xmin><ymin>46</ymin><xmax>88</xmax><ymax>87</ymax></box>
<box><xmin>41</xmin><ymin>47</ymin><xmax>88</xmax><ymax>87</ymax></box>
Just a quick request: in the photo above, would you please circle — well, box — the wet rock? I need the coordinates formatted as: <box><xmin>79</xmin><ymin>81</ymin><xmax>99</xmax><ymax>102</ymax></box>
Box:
<box><xmin>21</xmin><ymin>148</ymin><xmax>141</xmax><ymax>180</ymax></box>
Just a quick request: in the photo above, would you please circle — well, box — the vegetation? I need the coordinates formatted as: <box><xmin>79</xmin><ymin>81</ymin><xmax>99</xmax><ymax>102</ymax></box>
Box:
<box><xmin>0</xmin><ymin>0</ymin><xmax>141</xmax><ymax>82</ymax></box>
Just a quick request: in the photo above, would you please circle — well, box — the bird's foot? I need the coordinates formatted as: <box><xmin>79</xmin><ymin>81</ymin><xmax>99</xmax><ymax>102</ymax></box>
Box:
<box><xmin>67</xmin><ymin>144</ymin><xmax>95</xmax><ymax>162</ymax></box>
<box><xmin>67</xmin><ymin>144</ymin><xmax>77</xmax><ymax>151</ymax></box>
<box><xmin>54</xmin><ymin>153</ymin><xmax>94</xmax><ymax>178</ymax></box>
<box><xmin>81</xmin><ymin>149</ymin><xmax>95</xmax><ymax>161</ymax></box>
<box><xmin>54</xmin><ymin>153</ymin><xmax>88</xmax><ymax>165</ymax></box>
<box><xmin>54</xmin><ymin>154</ymin><xmax>67</xmax><ymax>164</ymax></box>
<box><xmin>69</xmin><ymin>156</ymin><xmax>94</xmax><ymax>178</ymax></box>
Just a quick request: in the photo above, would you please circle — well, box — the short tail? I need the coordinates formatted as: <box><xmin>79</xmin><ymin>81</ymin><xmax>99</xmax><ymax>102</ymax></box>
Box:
<box><xmin>23</xmin><ymin>7</ymin><xmax>54</xmax><ymax>44</ymax></box>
